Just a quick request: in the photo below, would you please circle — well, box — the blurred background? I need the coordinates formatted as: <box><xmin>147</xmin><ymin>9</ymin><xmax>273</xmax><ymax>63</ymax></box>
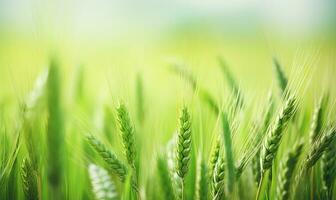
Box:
<box><xmin>0</xmin><ymin>0</ymin><xmax>335</xmax><ymax>103</ymax></box>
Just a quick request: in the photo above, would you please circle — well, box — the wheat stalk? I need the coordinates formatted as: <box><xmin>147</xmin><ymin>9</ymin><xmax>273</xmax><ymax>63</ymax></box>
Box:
<box><xmin>176</xmin><ymin>106</ymin><xmax>192</xmax><ymax>180</ymax></box>
<box><xmin>175</xmin><ymin>106</ymin><xmax>192</xmax><ymax>200</ymax></box>
<box><xmin>257</xmin><ymin>96</ymin><xmax>296</xmax><ymax>200</ymax></box>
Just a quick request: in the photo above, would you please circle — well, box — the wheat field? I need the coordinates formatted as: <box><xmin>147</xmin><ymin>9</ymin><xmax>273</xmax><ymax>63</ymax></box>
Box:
<box><xmin>0</xmin><ymin>46</ymin><xmax>335</xmax><ymax>200</ymax></box>
<box><xmin>1</xmin><ymin>1</ymin><xmax>336</xmax><ymax>199</ymax></box>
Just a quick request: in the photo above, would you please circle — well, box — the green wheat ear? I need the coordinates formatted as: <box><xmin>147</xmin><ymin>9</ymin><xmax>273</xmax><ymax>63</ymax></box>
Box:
<box><xmin>276</xmin><ymin>142</ymin><xmax>304</xmax><ymax>200</ymax></box>
<box><xmin>252</xmin><ymin>150</ymin><xmax>262</xmax><ymax>186</ymax></box>
<box><xmin>21</xmin><ymin>158</ymin><xmax>38</xmax><ymax>200</ymax></box>
<box><xmin>305</xmin><ymin>126</ymin><xmax>336</xmax><ymax>169</ymax></box>
<box><xmin>218</xmin><ymin>57</ymin><xmax>244</xmax><ymax>108</ymax></box>
<box><xmin>116</xmin><ymin>103</ymin><xmax>137</xmax><ymax>168</ymax></box>
<box><xmin>322</xmin><ymin>134</ymin><xmax>336</xmax><ymax>198</ymax></box>
<box><xmin>170</xmin><ymin>62</ymin><xmax>219</xmax><ymax>116</ymax></box>
<box><xmin>87</xmin><ymin>135</ymin><xmax>127</xmax><ymax>181</ymax></box>
<box><xmin>309</xmin><ymin>97</ymin><xmax>324</xmax><ymax>144</ymax></box>
<box><xmin>322</xmin><ymin>116</ymin><xmax>336</xmax><ymax>197</ymax></box>
<box><xmin>88</xmin><ymin>164</ymin><xmax>118</xmax><ymax>200</ymax></box>
<box><xmin>176</xmin><ymin>106</ymin><xmax>192</xmax><ymax>180</ymax></box>
<box><xmin>261</xmin><ymin>96</ymin><xmax>296</xmax><ymax>173</ymax></box>
<box><xmin>273</xmin><ymin>57</ymin><xmax>288</xmax><ymax>96</ymax></box>
<box><xmin>209</xmin><ymin>139</ymin><xmax>221</xmax><ymax>181</ymax></box>
<box><xmin>212</xmin><ymin>156</ymin><xmax>225</xmax><ymax>200</ymax></box>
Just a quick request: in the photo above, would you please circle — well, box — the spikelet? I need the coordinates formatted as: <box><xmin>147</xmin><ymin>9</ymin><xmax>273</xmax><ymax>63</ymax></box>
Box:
<box><xmin>20</xmin><ymin>159</ymin><xmax>38</xmax><ymax>200</ymax></box>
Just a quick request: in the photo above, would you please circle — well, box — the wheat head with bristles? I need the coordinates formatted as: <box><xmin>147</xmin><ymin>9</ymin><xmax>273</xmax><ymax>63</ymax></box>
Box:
<box><xmin>305</xmin><ymin>125</ymin><xmax>336</xmax><ymax>169</ymax></box>
<box><xmin>260</xmin><ymin>96</ymin><xmax>297</xmax><ymax>173</ymax></box>
<box><xmin>116</xmin><ymin>103</ymin><xmax>137</xmax><ymax>168</ymax></box>
<box><xmin>20</xmin><ymin>158</ymin><xmax>39</xmax><ymax>200</ymax></box>
<box><xmin>87</xmin><ymin>135</ymin><xmax>127</xmax><ymax>181</ymax></box>
<box><xmin>322</xmin><ymin>136</ymin><xmax>336</xmax><ymax>197</ymax></box>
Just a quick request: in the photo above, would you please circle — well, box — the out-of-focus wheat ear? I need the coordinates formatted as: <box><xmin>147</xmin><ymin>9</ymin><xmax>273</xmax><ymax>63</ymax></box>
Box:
<box><xmin>305</xmin><ymin>125</ymin><xmax>336</xmax><ymax>169</ymax></box>
<box><xmin>170</xmin><ymin>63</ymin><xmax>197</xmax><ymax>90</ymax></box>
<box><xmin>209</xmin><ymin>138</ymin><xmax>220</xmax><ymax>182</ymax></box>
<box><xmin>252</xmin><ymin>150</ymin><xmax>261</xmax><ymax>186</ymax></box>
<box><xmin>272</xmin><ymin>57</ymin><xmax>288</xmax><ymax>96</ymax></box>
<box><xmin>195</xmin><ymin>155</ymin><xmax>208</xmax><ymax>200</ymax></box>
<box><xmin>276</xmin><ymin>142</ymin><xmax>304</xmax><ymax>200</ymax></box>
<box><xmin>88</xmin><ymin>164</ymin><xmax>118</xmax><ymax>200</ymax></box>
<box><xmin>87</xmin><ymin>135</ymin><xmax>128</xmax><ymax>181</ymax></box>
<box><xmin>218</xmin><ymin>57</ymin><xmax>244</xmax><ymax>108</ymax></box>
<box><xmin>261</xmin><ymin>96</ymin><xmax>296</xmax><ymax>173</ymax></box>
<box><xmin>322</xmin><ymin>135</ymin><xmax>336</xmax><ymax>198</ymax></box>
<box><xmin>221</xmin><ymin>112</ymin><xmax>235</xmax><ymax>194</ymax></box>
<box><xmin>166</xmin><ymin>134</ymin><xmax>183</xmax><ymax>199</ymax></box>
<box><xmin>309</xmin><ymin>97</ymin><xmax>324</xmax><ymax>145</ymax></box>
<box><xmin>170</xmin><ymin>62</ymin><xmax>219</xmax><ymax>117</ymax></box>
<box><xmin>157</xmin><ymin>156</ymin><xmax>175</xmax><ymax>200</ymax></box>
<box><xmin>21</xmin><ymin>158</ymin><xmax>39</xmax><ymax>200</ymax></box>
<box><xmin>116</xmin><ymin>103</ymin><xmax>137</xmax><ymax>168</ymax></box>
<box><xmin>176</xmin><ymin>106</ymin><xmax>192</xmax><ymax>180</ymax></box>
<box><xmin>235</xmin><ymin>93</ymin><xmax>274</xmax><ymax>181</ymax></box>
<box><xmin>46</xmin><ymin>58</ymin><xmax>64</xmax><ymax>192</ymax></box>
<box><xmin>200</xmin><ymin>90</ymin><xmax>219</xmax><ymax>115</ymax></box>
<box><xmin>136</xmin><ymin>73</ymin><xmax>145</xmax><ymax>124</ymax></box>
<box><xmin>23</xmin><ymin>69</ymin><xmax>49</xmax><ymax>172</ymax></box>
<box><xmin>212</xmin><ymin>156</ymin><xmax>225</xmax><ymax>200</ymax></box>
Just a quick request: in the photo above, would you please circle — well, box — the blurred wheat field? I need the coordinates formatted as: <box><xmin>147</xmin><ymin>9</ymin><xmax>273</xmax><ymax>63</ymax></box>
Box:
<box><xmin>1</xmin><ymin>1</ymin><xmax>336</xmax><ymax>199</ymax></box>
